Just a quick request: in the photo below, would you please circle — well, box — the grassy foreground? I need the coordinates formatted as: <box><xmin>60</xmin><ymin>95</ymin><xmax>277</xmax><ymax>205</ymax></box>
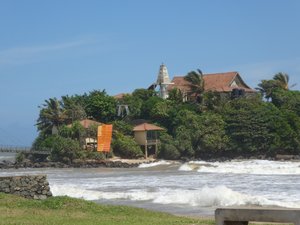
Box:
<box><xmin>0</xmin><ymin>193</ymin><xmax>213</xmax><ymax>225</ymax></box>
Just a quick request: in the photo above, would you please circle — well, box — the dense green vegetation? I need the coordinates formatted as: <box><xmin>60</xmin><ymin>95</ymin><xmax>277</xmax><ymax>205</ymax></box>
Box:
<box><xmin>0</xmin><ymin>193</ymin><xmax>213</xmax><ymax>225</ymax></box>
<box><xmin>30</xmin><ymin>71</ymin><xmax>300</xmax><ymax>162</ymax></box>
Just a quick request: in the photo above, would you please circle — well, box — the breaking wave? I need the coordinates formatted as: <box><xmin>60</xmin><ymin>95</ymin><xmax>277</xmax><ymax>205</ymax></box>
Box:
<box><xmin>50</xmin><ymin>184</ymin><xmax>300</xmax><ymax>208</ymax></box>
<box><xmin>179</xmin><ymin>160</ymin><xmax>300</xmax><ymax>175</ymax></box>
<box><xmin>138</xmin><ymin>160</ymin><xmax>171</xmax><ymax>168</ymax></box>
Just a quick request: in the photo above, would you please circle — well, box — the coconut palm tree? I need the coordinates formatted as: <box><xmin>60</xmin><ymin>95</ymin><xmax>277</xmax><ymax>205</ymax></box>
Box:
<box><xmin>61</xmin><ymin>95</ymin><xmax>87</xmax><ymax>123</ymax></box>
<box><xmin>257</xmin><ymin>72</ymin><xmax>296</xmax><ymax>100</ymax></box>
<box><xmin>184</xmin><ymin>69</ymin><xmax>205</xmax><ymax>103</ymax></box>
<box><xmin>273</xmin><ymin>72</ymin><xmax>296</xmax><ymax>90</ymax></box>
<box><xmin>256</xmin><ymin>79</ymin><xmax>279</xmax><ymax>101</ymax></box>
<box><xmin>36</xmin><ymin>98</ymin><xmax>68</xmax><ymax>135</ymax></box>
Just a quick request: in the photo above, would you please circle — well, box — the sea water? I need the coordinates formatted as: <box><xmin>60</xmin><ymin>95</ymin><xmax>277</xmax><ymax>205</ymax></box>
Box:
<box><xmin>0</xmin><ymin>160</ymin><xmax>300</xmax><ymax>217</ymax></box>
<box><xmin>0</xmin><ymin>152</ymin><xmax>15</xmax><ymax>162</ymax></box>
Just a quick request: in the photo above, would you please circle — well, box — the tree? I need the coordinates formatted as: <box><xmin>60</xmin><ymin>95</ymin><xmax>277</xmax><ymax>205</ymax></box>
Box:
<box><xmin>256</xmin><ymin>79</ymin><xmax>281</xmax><ymax>100</ymax></box>
<box><xmin>140</xmin><ymin>96</ymin><xmax>163</xmax><ymax>120</ymax></box>
<box><xmin>201</xmin><ymin>91</ymin><xmax>222</xmax><ymax>112</ymax></box>
<box><xmin>132</xmin><ymin>88</ymin><xmax>156</xmax><ymax>101</ymax></box>
<box><xmin>59</xmin><ymin>122</ymin><xmax>85</xmax><ymax>141</ymax></box>
<box><xmin>158</xmin><ymin>132</ymin><xmax>180</xmax><ymax>160</ymax></box>
<box><xmin>36</xmin><ymin>98</ymin><xmax>68</xmax><ymax>135</ymax></box>
<box><xmin>271</xmin><ymin>89</ymin><xmax>300</xmax><ymax>116</ymax></box>
<box><xmin>118</xmin><ymin>94</ymin><xmax>143</xmax><ymax>119</ymax></box>
<box><xmin>61</xmin><ymin>95</ymin><xmax>87</xmax><ymax>122</ymax></box>
<box><xmin>168</xmin><ymin>88</ymin><xmax>184</xmax><ymax>104</ymax></box>
<box><xmin>172</xmin><ymin>110</ymin><xmax>203</xmax><ymax>158</ymax></box>
<box><xmin>85</xmin><ymin>90</ymin><xmax>117</xmax><ymax>123</ymax></box>
<box><xmin>49</xmin><ymin>136</ymin><xmax>82</xmax><ymax>163</ymax></box>
<box><xmin>222</xmin><ymin>97</ymin><xmax>296</xmax><ymax>156</ymax></box>
<box><xmin>273</xmin><ymin>72</ymin><xmax>294</xmax><ymax>90</ymax></box>
<box><xmin>256</xmin><ymin>72</ymin><xmax>295</xmax><ymax>100</ymax></box>
<box><xmin>112</xmin><ymin>120</ymin><xmax>133</xmax><ymax>136</ymax></box>
<box><xmin>196</xmin><ymin>113</ymin><xmax>229</xmax><ymax>155</ymax></box>
<box><xmin>172</xmin><ymin>110</ymin><xmax>229</xmax><ymax>158</ymax></box>
<box><xmin>184</xmin><ymin>69</ymin><xmax>204</xmax><ymax>103</ymax></box>
<box><xmin>149</xmin><ymin>100</ymin><xmax>171</xmax><ymax>124</ymax></box>
<box><xmin>174</xmin><ymin>125</ymin><xmax>195</xmax><ymax>158</ymax></box>
<box><xmin>32</xmin><ymin>134</ymin><xmax>83</xmax><ymax>163</ymax></box>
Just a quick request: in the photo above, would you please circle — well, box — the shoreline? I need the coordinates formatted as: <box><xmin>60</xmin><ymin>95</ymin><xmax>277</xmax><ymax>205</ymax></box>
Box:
<box><xmin>0</xmin><ymin>153</ymin><xmax>299</xmax><ymax>170</ymax></box>
<box><xmin>0</xmin><ymin>158</ymin><xmax>158</xmax><ymax>170</ymax></box>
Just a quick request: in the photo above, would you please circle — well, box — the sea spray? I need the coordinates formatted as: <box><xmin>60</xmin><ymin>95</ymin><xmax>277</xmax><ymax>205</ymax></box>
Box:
<box><xmin>50</xmin><ymin>184</ymin><xmax>300</xmax><ymax>208</ymax></box>
<box><xmin>180</xmin><ymin>160</ymin><xmax>300</xmax><ymax>175</ymax></box>
<box><xmin>138</xmin><ymin>160</ymin><xmax>171</xmax><ymax>168</ymax></box>
<box><xmin>3</xmin><ymin>160</ymin><xmax>300</xmax><ymax>216</ymax></box>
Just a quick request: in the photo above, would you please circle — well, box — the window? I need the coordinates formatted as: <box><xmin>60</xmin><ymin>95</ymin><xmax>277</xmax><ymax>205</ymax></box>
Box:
<box><xmin>147</xmin><ymin>131</ymin><xmax>157</xmax><ymax>140</ymax></box>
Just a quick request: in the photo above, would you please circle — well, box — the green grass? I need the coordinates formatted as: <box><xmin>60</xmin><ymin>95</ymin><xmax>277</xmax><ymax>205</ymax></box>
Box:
<box><xmin>0</xmin><ymin>193</ymin><xmax>214</xmax><ymax>225</ymax></box>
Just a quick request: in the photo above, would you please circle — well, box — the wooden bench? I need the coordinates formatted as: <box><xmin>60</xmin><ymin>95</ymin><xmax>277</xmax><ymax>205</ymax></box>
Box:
<box><xmin>215</xmin><ymin>207</ymin><xmax>300</xmax><ymax>225</ymax></box>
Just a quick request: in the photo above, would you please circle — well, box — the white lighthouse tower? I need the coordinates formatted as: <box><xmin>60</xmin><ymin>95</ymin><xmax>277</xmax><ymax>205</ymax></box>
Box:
<box><xmin>156</xmin><ymin>64</ymin><xmax>173</xmax><ymax>99</ymax></box>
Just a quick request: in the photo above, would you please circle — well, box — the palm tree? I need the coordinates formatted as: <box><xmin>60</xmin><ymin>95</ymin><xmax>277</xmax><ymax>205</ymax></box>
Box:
<box><xmin>184</xmin><ymin>69</ymin><xmax>205</xmax><ymax>103</ymax></box>
<box><xmin>36</xmin><ymin>98</ymin><xmax>68</xmax><ymax>135</ymax></box>
<box><xmin>61</xmin><ymin>95</ymin><xmax>87</xmax><ymax>123</ymax></box>
<box><xmin>256</xmin><ymin>79</ymin><xmax>279</xmax><ymax>101</ymax></box>
<box><xmin>257</xmin><ymin>72</ymin><xmax>296</xmax><ymax>100</ymax></box>
<box><xmin>273</xmin><ymin>72</ymin><xmax>295</xmax><ymax>90</ymax></box>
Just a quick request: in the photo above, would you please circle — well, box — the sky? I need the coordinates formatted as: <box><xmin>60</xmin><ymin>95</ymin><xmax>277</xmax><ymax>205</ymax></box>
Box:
<box><xmin>0</xmin><ymin>0</ymin><xmax>300</xmax><ymax>146</ymax></box>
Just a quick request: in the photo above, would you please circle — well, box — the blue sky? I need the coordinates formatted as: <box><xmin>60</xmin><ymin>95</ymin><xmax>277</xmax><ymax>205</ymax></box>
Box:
<box><xmin>0</xmin><ymin>0</ymin><xmax>300</xmax><ymax>146</ymax></box>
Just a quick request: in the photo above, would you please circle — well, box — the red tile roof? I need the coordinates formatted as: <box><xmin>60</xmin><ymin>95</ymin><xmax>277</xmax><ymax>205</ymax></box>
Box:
<box><xmin>168</xmin><ymin>72</ymin><xmax>256</xmax><ymax>93</ymax></box>
<box><xmin>133</xmin><ymin>123</ymin><xmax>165</xmax><ymax>131</ymax></box>
<box><xmin>68</xmin><ymin>119</ymin><xmax>102</xmax><ymax>129</ymax></box>
<box><xmin>114</xmin><ymin>93</ymin><xmax>127</xmax><ymax>100</ymax></box>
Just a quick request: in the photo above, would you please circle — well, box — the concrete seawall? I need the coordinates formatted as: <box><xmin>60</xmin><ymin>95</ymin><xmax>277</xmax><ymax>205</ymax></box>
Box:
<box><xmin>0</xmin><ymin>175</ymin><xmax>52</xmax><ymax>199</ymax></box>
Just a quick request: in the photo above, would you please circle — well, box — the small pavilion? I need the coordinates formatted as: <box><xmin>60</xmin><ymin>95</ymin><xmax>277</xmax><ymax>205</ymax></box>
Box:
<box><xmin>133</xmin><ymin>123</ymin><xmax>164</xmax><ymax>158</ymax></box>
<box><xmin>67</xmin><ymin>119</ymin><xmax>102</xmax><ymax>150</ymax></box>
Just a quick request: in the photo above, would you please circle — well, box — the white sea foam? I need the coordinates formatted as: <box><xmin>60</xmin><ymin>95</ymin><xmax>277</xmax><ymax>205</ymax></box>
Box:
<box><xmin>0</xmin><ymin>156</ymin><xmax>12</xmax><ymax>160</ymax></box>
<box><xmin>180</xmin><ymin>160</ymin><xmax>300</xmax><ymax>175</ymax></box>
<box><xmin>51</xmin><ymin>184</ymin><xmax>154</xmax><ymax>201</ymax></box>
<box><xmin>152</xmin><ymin>186</ymin><xmax>300</xmax><ymax>208</ymax></box>
<box><xmin>179</xmin><ymin>161</ymin><xmax>214</xmax><ymax>171</ymax></box>
<box><xmin>178</xmin><ymin>163</ymin><xmax>194</xmax><ymax>171</ymax></box>
<box><xmin>0</xmin><ymin>154</ymin><xmax>15</xmax><ymax>162</ymax></box>
<box><xmin>50</xmin><ymin>184</ymin><xmax>300</xmax><ymax>208</ymax></box>
<box><xmin>138</xmin><ymin>160</ymin><xmax>171</xmax><ymax>168</ymax></box>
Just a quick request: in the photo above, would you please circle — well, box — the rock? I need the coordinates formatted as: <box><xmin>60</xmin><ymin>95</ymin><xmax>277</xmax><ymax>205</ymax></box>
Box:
<box><xmin>0</xmin><ymin>175</ymin><xmax>52</xmax><ymax>200</ymax></box>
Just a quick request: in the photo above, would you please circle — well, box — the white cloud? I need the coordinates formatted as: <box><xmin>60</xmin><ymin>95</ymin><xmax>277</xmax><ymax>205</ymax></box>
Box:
<box><xmin>0</xmin><ymin>37</ymin><xmax>95</xmax><ymax>65</ymax></box>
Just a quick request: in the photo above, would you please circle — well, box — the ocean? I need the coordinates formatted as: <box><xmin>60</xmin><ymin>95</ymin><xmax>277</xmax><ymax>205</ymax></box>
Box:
<box><xmin>0</xmin><ymin>152</ymin><xmax>16</xmax><ymax>162</ymax></box>
<box><xmin>0</xmin><ymin>159</ymin><xmax>300</xmax><ymax>217</ymax></box>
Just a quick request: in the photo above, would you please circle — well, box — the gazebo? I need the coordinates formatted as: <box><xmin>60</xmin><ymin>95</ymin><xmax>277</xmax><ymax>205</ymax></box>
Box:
<box><xmin>133</xmin><ymin>123</ymin><xmax>164</xmax><ymax>158</ymax></box>
<box><xmin>67</xmin><ymin>119</ymin><xmax>102</xmax><ymax>150</ymax></box>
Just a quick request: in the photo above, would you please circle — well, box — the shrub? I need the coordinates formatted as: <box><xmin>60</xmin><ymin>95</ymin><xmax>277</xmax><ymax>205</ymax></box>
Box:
<box><xmin>112</xmin><ymin>120</ymin><xmax>133</xmax><ymax>136</ymax></box>
<box><xmin>15</xmin><ymin>152</ymin><xmax>25</xmax><ymax>163</ymax></box>
<box><xmin>83</xmin><ymin>151</ymin><xmax>105</xmax><ymax>160</ymax></box>
<box><xmin>112</xmin><ymin>133</ymin><xmax>143</xmax><ymax>159</ymax></box>
<box><xmin>159</xmin><ymin>144</ymin><xmax>180</xmax><ymax>160</ymax></box>
<box><xmin>158</xmin><ymin>132</ymin><xmax>181</xmax><ymax>160</ymax></box>
<box><xmin>49</xmin><ymin>136</ymin><xmax>82</xmax><ymax>163</ymax></box>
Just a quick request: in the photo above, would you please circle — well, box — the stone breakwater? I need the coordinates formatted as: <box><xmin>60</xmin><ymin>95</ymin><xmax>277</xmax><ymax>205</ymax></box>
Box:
<box><xmin>0</xmin><ymin>159</ymin><xmax>148</xmax><ymax>169</ymax></box>
<box><xmin>0</xmin><ymin>175</ymin><xmax>52</xmax><ymax>199</ymax></box>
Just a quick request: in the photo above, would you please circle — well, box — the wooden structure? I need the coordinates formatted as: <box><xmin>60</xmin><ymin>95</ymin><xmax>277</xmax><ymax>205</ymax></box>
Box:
<box><xmin>67</xmin><ymin>119</ymin><xmax>102</xmax><ymax>150</ymax></box>
<box><xmin>215</xmin><ymin>207</ymin><xmax>300</xmax><ymax>225</ymax></box>
<box><xmin>133</xmin><ymin>123</ymin><xmax>164</xmax><ymax>158</ymax></box>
